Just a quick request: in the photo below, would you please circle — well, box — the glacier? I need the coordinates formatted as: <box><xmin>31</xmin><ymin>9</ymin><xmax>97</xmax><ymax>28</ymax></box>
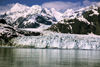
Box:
<box><xmin>11</xmin><ymin>32</ymin><xmax>100</xmax><ymax>49</ymax></box>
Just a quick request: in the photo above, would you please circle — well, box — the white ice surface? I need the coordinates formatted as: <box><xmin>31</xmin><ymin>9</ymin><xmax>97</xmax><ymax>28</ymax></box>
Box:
<box><xmin>12</xmin><ymin>31</ymin><xmax>100</xmax><ymax>49</ymax></box>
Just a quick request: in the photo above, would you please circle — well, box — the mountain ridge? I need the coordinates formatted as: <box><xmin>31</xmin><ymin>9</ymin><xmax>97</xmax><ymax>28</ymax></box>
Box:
<box><xmin>0</xmin><ymin>2</ymin><xmax>100</xmax><ymax>35</ymax></box>
<box><xmin>0</xmin><ymin>3</ymin><xmax>60</xmax><ymax>29</ymax></box>
<box><xmin>47</xmin><ymin>6</ymin><xmax>100</xmax><ymax>35</ymax></box>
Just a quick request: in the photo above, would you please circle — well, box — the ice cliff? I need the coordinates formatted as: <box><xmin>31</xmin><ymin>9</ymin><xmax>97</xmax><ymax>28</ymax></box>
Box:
<box><xmin>11</xmin><ymin>32</ymin><xmax>100</xmax><ymax>49</ymax></box>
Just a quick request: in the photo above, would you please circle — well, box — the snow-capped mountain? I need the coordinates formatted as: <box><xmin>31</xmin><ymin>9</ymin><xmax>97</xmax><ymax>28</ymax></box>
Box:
<box><xmin>0</xmin><ymin>3</ymin><xmax>63</xmax><ymax>29</ymax></box>
<box><xmin>48</xmin><ymin>2</ymin><xmax>100</xmax><ymax>35</ymax></box>
<box><xmin>9</xmin><ymin>3</ymin><xmax>30</xmax><ymax>13</ymax></box>
<box><xmin>63</xmin><ymin>4</ymin><xmax>99</xmax><ymax>19</ymax></box>
<box><xmin>0</xmin><ymin>2</ymin><xmax>100</xmax><ymax>35</ymax></box>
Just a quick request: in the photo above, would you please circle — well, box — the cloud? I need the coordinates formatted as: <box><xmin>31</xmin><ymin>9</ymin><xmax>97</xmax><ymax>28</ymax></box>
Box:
<box><xmin>42</xmin><ymin>1</ymin><xmax>81</xmax><ymax>12</ymax></box>
<box><xmin>41</xmin><ymin>0</ymin><xmax>98</xmax><ymax>12</ymax></box>
<box><xmin>83</xmin><ymin>0</ymin><xmax>97</xmax><ymax>6</ymax></box>
<box><xmin>0</xmin><ymin>4</ymin><xmax>15</xmax><ymax>14</ymax></box>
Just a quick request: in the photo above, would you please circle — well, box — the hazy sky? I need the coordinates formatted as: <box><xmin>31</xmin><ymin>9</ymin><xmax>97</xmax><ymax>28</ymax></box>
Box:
<box><xmin>0</xmin><ymin>0</ymin><xmax>100</xmax><ymax>13</ymax></box>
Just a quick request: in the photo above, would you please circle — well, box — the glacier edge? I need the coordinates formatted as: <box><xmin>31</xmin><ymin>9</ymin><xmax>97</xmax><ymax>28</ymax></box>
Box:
<box><xmin>11</xmin><ymin>32</ymin><xmax>100</xmax><ymax>49</ymax></box>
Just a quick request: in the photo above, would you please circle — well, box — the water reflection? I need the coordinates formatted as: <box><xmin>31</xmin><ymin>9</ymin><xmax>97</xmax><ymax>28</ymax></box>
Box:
<box><xmin>0</xmin><ymin>48</ymin><xmax>100</xmax><ymax>67</ymax></box>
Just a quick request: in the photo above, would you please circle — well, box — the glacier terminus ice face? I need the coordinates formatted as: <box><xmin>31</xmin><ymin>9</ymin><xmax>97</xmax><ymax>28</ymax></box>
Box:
<box><xmin>11</xmin><ymin>32</ymin><xmax>100</xmax><ymax>50</ymax></box>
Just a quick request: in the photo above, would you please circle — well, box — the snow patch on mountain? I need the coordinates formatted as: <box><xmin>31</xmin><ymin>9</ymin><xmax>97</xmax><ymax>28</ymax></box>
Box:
<box><xmin>50</xmin><ymin>8</ymin><xmax>63</xmax><ymax>22</ymax></box>
<box><xmin>89</xmin><ymin>9</ymin><xmax>99</xmax><ymax>16</ymax></box>
<box><xmin>63</xmin><ymin>9</ymin><xmax>75</xmax><ymax>18</ymax></box>
<box><xmin>77</xmin><ymin>16</ymin><xmax>90</xmax><ymax>24</ymax></box>
<box><xmin>62</xmin><ymin>2</ymin><xmax>100</xmax><ymax>24</ymax></box>
<box><xmin>28</xmin><ymin>5</ymin><xmax>42</xmax><ymax>15</ymax></box>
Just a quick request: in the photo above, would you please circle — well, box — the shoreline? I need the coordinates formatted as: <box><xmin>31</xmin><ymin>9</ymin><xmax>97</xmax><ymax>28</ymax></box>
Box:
<box><xmin>0</xmin><ymin>46</ymin><xmax>100</xmax><ymax>51</ymax></box>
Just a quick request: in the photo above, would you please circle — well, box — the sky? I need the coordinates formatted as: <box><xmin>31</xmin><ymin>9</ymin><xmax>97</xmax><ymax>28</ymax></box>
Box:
<box><xmin>0</xmin><ymin>0</ymin><xmax>100</xmax><ymax>13</ymax></box>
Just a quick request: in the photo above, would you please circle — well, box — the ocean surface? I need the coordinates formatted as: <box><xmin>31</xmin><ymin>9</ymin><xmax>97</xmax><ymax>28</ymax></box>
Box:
<box><xmin>0</xmin><ymin>48</ymin><xmax>100</xmax><ymax>67</ymax></box>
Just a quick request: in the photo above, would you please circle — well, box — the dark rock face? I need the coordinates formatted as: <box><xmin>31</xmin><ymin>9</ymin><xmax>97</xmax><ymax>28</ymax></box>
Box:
<box><xmin>36</xmin><ymin>16</ymin><xmax>52</xmax><ymax>25</ymax></box>
<box><xmin>0</xmin><ymin>19</ymin><xmax>41</xmax><ymax>37</ymax></box>
<box><xmin>0</xmin><ymin>19</ymin><xmax>7</xmax><ymax>24</ymax></box>
<box><xmin>18</xmin><ymin>22</ymin><xmax>40</xmax><ymax>28</ymax></box>
<box><xmin>17</xmin><ymin>30</ymin><xmax>41</xmax><ymax>36</ymax></box>
<box><xmin>47</xmin><ymin>18</ymin><xmax>96</xmax><ymax>35</ymax></box>
<box><xmin>83</xmin><ymin>8</ymin><xmax>100</xmax><ymax>35</ymax></box>
<box><xmin>47</xmin><ymin>19</ymin><xmax>92</xmax><ymax>34</ymax></box>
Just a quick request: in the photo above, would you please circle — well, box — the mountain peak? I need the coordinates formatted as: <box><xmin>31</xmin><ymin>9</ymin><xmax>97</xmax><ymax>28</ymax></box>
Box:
<box><xmin>10</xmin><ymin>3</ymin><xmax>29</xmax><ymax>13</ymax></box>
<box><xmin>30</xmin><ymin>5</ymin><xmax>42</xmax><ymax>11</ymax></box>
<box><xmin>63</xmin><ymin>9</ymin><xmax>74</xmax><ymax>18</ymax></box>
<box><xmin>14</xmin><ymin>3</ymin><xmax>21</xmax><ymax>6</ymax></box>
<box><xmin>65</xmin><ymin>9</ymin><xmax>74</xmax><ymax>13</ymax></box>
<box><xmin>50</xmin><ymin>8</ymin><xmax>56</xmax><ymax>12</ymax></box>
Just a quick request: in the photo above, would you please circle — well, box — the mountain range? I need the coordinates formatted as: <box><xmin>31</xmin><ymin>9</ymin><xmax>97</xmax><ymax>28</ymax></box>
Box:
<box><xmin>0</xmin><ymin>2</ymin><xmax>100</xmax><ymax>35</ymax></box>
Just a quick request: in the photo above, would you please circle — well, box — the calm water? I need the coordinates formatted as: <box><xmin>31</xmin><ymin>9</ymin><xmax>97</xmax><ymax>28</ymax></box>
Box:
<box><xmin>0</xmin><ymin>48</ymin><xmax>100</xmax><ymax>67</ymax></box>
